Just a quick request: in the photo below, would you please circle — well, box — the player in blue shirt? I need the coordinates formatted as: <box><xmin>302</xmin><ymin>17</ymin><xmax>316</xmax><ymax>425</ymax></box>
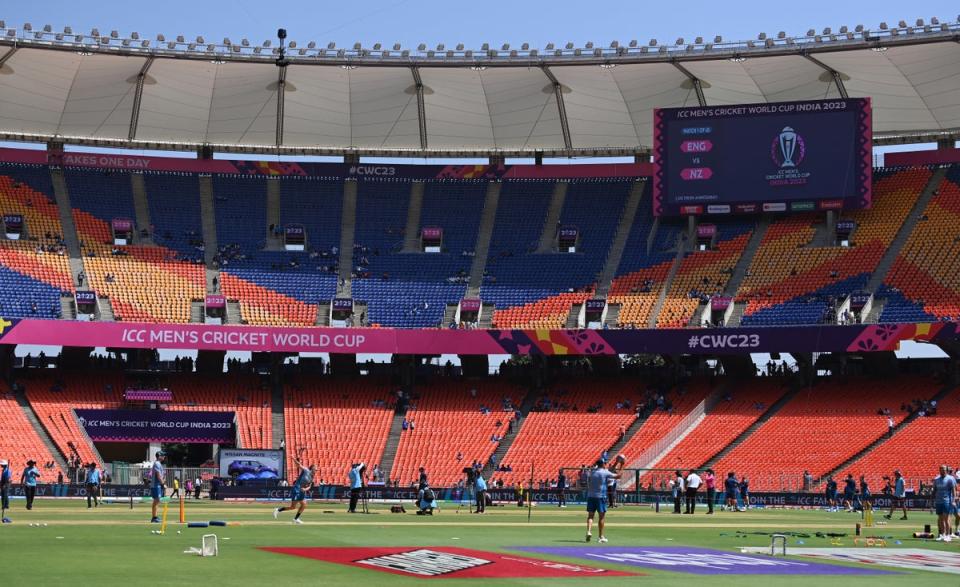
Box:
<box><xmin>20</xmin><ymin>460</ymin><xmax>41</xmax><ymax>510</ymax></box>
<box><xmin>724</xmin><ymin>472</ymin><xmax>739</xmax><ymax>511</ymax></box>
<box><xmin>843</xmin><ymin>474</ymin><xmax>857</xmax><ymax>512</ymax></box>
<box><xmin>85</xmin><ymin>463</ymin><xmax>101</xmax><ymax>509</ymax></box>
<box><xmin>0</xmin><ymin>459</ymin><xmax>11</xmax><ymax>520</ymax></box>
<box><xmin>150</xmin><ymin>451</ymin><xmax>166</xmax><ymax>523</ymax></box>
<box><xmin>347</xmin><ymin>462</ymin><xmax>366</xmax><ymax>513</ymax></box>
<box><xmin>274</xmin><ymin>452</ymin><xmax>315</xmax><ymax>524</ymax></box>
<box><xmin>885</xmin><ymin>470</ymin><xmax>907</xmax><ymax>520</ymax></box>
<box><xmin>585</xmin><ymin>456</ymin><xmax>623</xmax><ymax>543</ymax></box>
<box><xmin>933</xmin><ymin>465</ymin><xmax>956</xmax><ymax>541</ymax></box>
<box><xmin>474</xmin><ymin>472</ymin><xmax>488</xmax><ymax>514</ymax></box>
<box><xmin>825</xmin><ymin>476</ymin><xmax>839</xmax><ymax>512</ymax></box>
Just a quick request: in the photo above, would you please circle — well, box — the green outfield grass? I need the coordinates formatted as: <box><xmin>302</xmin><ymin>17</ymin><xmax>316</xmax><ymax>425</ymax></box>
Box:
<box><xmin>0</xmin><ymin>498</ymin><xmax>952</xmax><ymax>585</ymax></box>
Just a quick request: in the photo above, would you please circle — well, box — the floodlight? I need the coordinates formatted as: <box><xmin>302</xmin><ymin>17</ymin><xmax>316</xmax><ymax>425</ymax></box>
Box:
<box><xmin>308</xmin><ymin>41</ymin><xmax>316</xmax><ymax>48</ymax></box>
<box><xmin>0</xmin><ymin>21</ymin><xmax>5</xmax><ymax>29</ymax></box>
<box><xmin>100</xmin><ymin>36</ymin><xmax>109</xmax><ymax>44</ymax></box>
<box><xmin>545</xmin><ymin>42</ymin><xmax>554</xmax><ymax>50</ymax></box>
<box><xmin>839</xmin><ymin>26</ymin><xmax>848</xmax><ymax>33</ymax></box>
<box><xmin>565</xmin><ymin>42</ymin><xmax>573</xmax><ymax>49</ymax></box>
<box><xmin>628</xmin><ymin>40</ymin><xmax>637</xmax><ymax>47</ymax></box>
<box><xmin>141</xmin><ymin>40</ymin><xmax>149</xmax><ymax>48</ymax></box>
<box><xmin>777</xmin><ymin>31</ymin><xmax>786</xmax><ymax>39</ymax></box>
<box><xmin>930</xmin><ymin>17</ymin><xmax>939</xmax><ymax>25</ymax></box>
<box><xmin>464</xmin><ymin>49</ymin><xmax>472</xmax><ymax>57</ymax></box>
<box><xmin>64</xmin><ymin>26</ymin><xmax>72</xmax><ymax>34</ymax></box>
<box><xmin>714</xmin><ymin>35</ymin><xmax>722</xmax><ymax>43</ymax></box>
<box><xmin>110</xmin><ymin>29</ymin><xmax>118</xmax><ymax>38</ymax></box>
<box><xmin>898</xmin><ymin>20</ymin><xmax>907</xmax><ymax>28</ymax></box>
<box><xmin>372</xmin><ymin>42</ymin><xmax>381</xmax><ymax>50</ymax></box>
<box><xmin>121</xmin><ymin>39</ymin><xmax>130</xmax><ymax>46</ymax></box>
<box><xmin>393</xmin><ymin>43</ymin><xmax>400</xmax><ymax>50</ymax></box>
<box><xmin>456</xmin><ymin>43</ymin><xmax>464</xmax><ymax>50</ymax></box>
<box><xmin>74</xmin><ymin>35</ymin><xmax>83</xmax><ymax>42</ymax></box>
<box><xmin>417</xmin><ymin>43</ymin><xmax>426</xmax><ymax>50</ymax></box>
<box><xmin>915</xmin><ymin>18</ymin><xmax>924</xmax><ymax>26</ymax></box>
<box><xmin>353</xmin><ymin>42</ymin><xmax>361</xmax><ymax>50</ymax></box>
<box><xmin>187</xmin><ymin>43</ymin><xmax>196</xmax><ymax>50</ymax></box>
<box><xmin>446</xmin><ymin>50</ymin><xmax>453</xmax><ymax>57</ymax></box>
<box><xmin>167</xmin><ymin>42</ymin><xmax>176</xmax><ymax>49</ymax></box>
<box><xmin>879</xmin><ymin>22</ymin><xmax>888</xmax><ymax>30</ymax></box>
<box><xmin>55</xmin><ymin>33</ymin><xmax>63</xmax><ymax>41</ymax></box>
<box><xmin>157</xmin><ymin>33</ymin><xmax>165</xmax><ymax>41</ymax></box>
<box><xmin>401</xmin><ymin>49</ymin><xmax>409</xmax><ymax>57</ymax></box>
<box><xmin>253</xmin><ymin>46</ymin><xmax>261</xmax><ymax>54</ymax></box>
<box><xmin>481</xmin><ymin>43</ymin><xmax>489</xmax><ymax>50</ymax></box>
<box><xmin>436</xmin><ymin>43</ymin><xmax>444</xmax><ymax>50</ymax></box>
<box><xmin>206</xmin><ymin>44</ymin><xmax>214</xmax><ymax>51</ymax></box>
<box><xmin>554</xmin><ymin>49</ymin><xmax>562</xmax><ymax>56</ymax></box>
<box><xmin>807</xmin><ymin>29</ymin><xmax>816</xmax><ymax>36</ymax></box>
<box><xmin>23</xmin><ymin>23</ymin><xmax>32</xmax><ymax>31</ymax></box>
<box><xmin>529</xmin><ymin>49</ymin><xmax>538</xmax><ymax>56</ymax></box>
<box><xmin>426</xmin><ymin>50</ymin><xmax>434</xmax><ymax>57</ymax></box>
<box><xmin>584</xmin><ymin>41</ymin><xmax>593</xmax><ymax>48</ymax></box>
<box><xmin>43</xmin><ymin>24</ymin><xmax>52</xmax><ymax>32</ymax></box>
<box><xmin>675</xmin><ymin>37</ymin><xmax>683</xmax><ymax>45</ymax></box>
<box><xmin>521</xmin><ymin>42</ymin><xmax>529</xmax><ymax>50</ymax></box>
<box><xmin>573</xmin><ymin>48</ymin><xmax>581</xmax><ymax>56</ymax></box>
<box><xmin>241</xmin><ymin>38</ymin><xmax>249</xmax><ymax>46</ymax></box>
<box><xmin>501</xmin><ymin>43</ymin><xmax>509</xmax><ymax>50</ymax></box>
<box><xmin>855</xmin><ymin>24</ymin><xmax>864</xmax><ymax>32</ymax></box>
<box><xmin>648</xmin><ymin>39</ymin><xmax>657</xmax><ymax>46</ymax></box>
<box><xmin>263</xmin><ymin>40</ymin><xmax>271</xmax><ymax>47</ymax></box>
<box><xmin>197</xmin><ymin>36</ymin><xmax>204</xmax><ymax>44</ymax></box>
<box><xmin>176</xmin><ymin>35</ymin><xmax>184</xmax><ymax>42</ymax></box>
<box><xmin>822</xmin><ymin>27</ymin><xmax>831</xmax><ymax>34</ymax></box>
<box><xmin>757</xmin><ymin>32</ymin><xmax>766</xmax><ymax>40</ymax></box>
<box><xmin>510</xmin><ymin>49</ymin><xmax>517</xmax><ymax>57</ymax></box>
<box><xmin>765</xmin><ymin>38</ymin><xmax>774</xmax><ymax>47</ymax></box>
<box><xmin>131</xmin><ymin>32</ymin><xmax>139</xmax><ymax>39</ymax></box>
<box><xmin>694</xmin><ymin>37</ymin><xmax>702</xmax><ymax>44</ymax></box>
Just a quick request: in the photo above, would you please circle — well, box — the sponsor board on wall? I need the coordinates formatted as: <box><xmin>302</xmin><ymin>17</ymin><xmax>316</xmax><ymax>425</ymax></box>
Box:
<box><xmin>260</xmin><ymin>547</ymin><xmax>638</xmax><ymax>579</ymax></box>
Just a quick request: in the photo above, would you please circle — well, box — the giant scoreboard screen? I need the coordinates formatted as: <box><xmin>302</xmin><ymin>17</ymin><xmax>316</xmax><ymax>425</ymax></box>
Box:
<box><xmin>652</xmin><ymin>98</ymin><xmax>872</xmax><ymax>216</ymax></box>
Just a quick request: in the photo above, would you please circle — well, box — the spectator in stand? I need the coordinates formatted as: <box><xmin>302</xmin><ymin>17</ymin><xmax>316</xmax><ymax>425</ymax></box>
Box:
<box><xmin>802</xmin><ymin>470</ymin><xmax>813</xmax><ymax>492</ymax></box>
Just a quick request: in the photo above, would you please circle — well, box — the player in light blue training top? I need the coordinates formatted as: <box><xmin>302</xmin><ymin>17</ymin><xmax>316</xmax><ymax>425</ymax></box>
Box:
<box><xmin>85</xmin><ymin>463</ymin><xmax>101</xmax><ymax>509</ymax></box>
<box><xmin>585</xmin><ymin>456</ymin><xmax>623</xmax><ymax>544</ymax></box>
<box><xmin>933</xmin><ymin>464</ymin><xmax>956</xmax><ymax>541</ymax></box>
<box><xmin>275</xmin><ymin>452</ymin><xmax>315</xmax><ymax>524</ymax></box>
<box><xmin>885</xmin><ymin>470</ymin><xmax>907</xmax><ymax>520</ymax></box>
<box><xmin>21</xmin><ymin>460</ymin><xmax>41</xmax><ymax>510</ymax></box>
<box><xmin>150</xmin><ymin>451</ymin><xmax>166</xmax><ymax>523</ymax></box>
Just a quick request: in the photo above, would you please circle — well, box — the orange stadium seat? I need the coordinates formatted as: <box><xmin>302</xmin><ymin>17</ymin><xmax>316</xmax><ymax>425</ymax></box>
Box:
<box><xmin>390</xmin><ymin>380</ymin><xmax>524</xmax><ymax>486</ymax></box>
<box><xmin>283</xmin><ymin>378</ymin><xmax>394</xmax><ymax>485</ymax></box>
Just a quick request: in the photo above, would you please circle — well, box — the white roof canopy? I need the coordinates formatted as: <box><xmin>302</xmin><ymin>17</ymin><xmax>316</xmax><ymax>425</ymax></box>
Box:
<box><xmin>0</xmin><ymin>35</ymin><xmax>957</xmax><ymax>156</ymax></box>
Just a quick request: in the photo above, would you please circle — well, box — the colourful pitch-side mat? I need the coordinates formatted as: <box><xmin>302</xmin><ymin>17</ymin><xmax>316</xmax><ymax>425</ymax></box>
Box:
<box><xmin>513</xmin><ymin>546</ymin><xmax>897</xmax><ymax>575</ymax></box>
<box><xmin>260</xmin><ymin>546</ymin><xmax>640</xmax><ymax>579</ymax></box>
<box><xmin>741</xmin><ymin>547</ymin><xmax>960</xmax><ymax>575</ymax></box>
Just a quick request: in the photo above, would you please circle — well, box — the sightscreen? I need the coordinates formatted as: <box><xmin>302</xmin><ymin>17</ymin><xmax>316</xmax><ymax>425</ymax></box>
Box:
<box><xmin>652</xmin><ymin>98</ymin><xmax>872</xmax><ymax>216</ymax></box>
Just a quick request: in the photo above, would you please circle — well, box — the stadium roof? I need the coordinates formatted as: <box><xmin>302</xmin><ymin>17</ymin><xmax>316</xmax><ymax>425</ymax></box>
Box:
<box><xmin>0</xmin><ymin>21</ymin><xmax>959</xmax><ymax>157</ymax></box>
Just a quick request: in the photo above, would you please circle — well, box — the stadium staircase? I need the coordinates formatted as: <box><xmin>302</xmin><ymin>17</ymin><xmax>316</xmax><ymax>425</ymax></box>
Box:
<box><xmin>59</xmin><ymin>296</ymin><xmax>76</xmax><ymax>320</ymax></box>
<box><xmin>129</xmin><ymin>173</ymin><xmax>154</xmax><ymax>245</ymax></box>
<box><xmin>401</xmin><ymin>181</ymin><xmax>424</xmax><ymax>252</ymax></box>
<box><xmin>97</xmin><ymin>297</ymin><xmax>115</xmax><ymax>321</ymax></box>
<box><xmin>565</xmin><ymin>303</ymin><xmax>582</xmax><ymax>328</ymax></box>
<box><xmin>595</xmin><ymin>180</ymin><xmax>645</xmax><ymax>298</ymax></box>
<box><xmin>14</xmin><ymin>390</ymin><xmax>69</xmax><ymax>473</ymax></box>
<box><xmin>49</xmin><ymin>167</ymin><xmax>82</xmax><ymax>259</ymax></box>
<box><xmin>723</xmin><ymin>216</ymin><xmax>771</xmax><ymax>297</ymax></box>
<box><xmin>337</xmin><ymin>180</ymin><xmax>357</xmax><ymax>297</ymax></box>
<box><xmin>189</xmin><ymin>301</ymin><xmax>204</xmax><ymax>323</ymax></box>
<box><xmin>698</xmin><ymin>381</ymin><xmax>802</xmax><ymax>470</ymax></box>
<box><xmin>863</xmin><ymin>298</ymin><xmax>886</xmax><ymax>323</ymax></box>
<box><xmin>687</xmin><ymin>303</ymin><xmax>707</xmax><ymax>327</ymax></box>
<box><xmin>604</xmin><ymin>409</ymin><xmax>653</xmax><ymax>460</ymax></box>
<box><xmin>378</xmin><ymin>412</ymin><xmax>408</xmax><ymax>483</ymax></box>
<box><xmin>466</xmin><ymin>181</ymin><xmax>501</xmax><ymax>297</ymax></box>
<box><xmin>205</xmin><ymin>267</ymin><xmax>219</xmax><ymax>294</ymax></box>
<box><xmin>264</xmin><ymin>179</ymin><xmax>284</xmax><ymax>251</ymax></box>
<box><xmin>315</xmin><ymin>301</ymin><xmax>331</xmax><ymax>326</ymax></box>
<box><xmin>198</xmin><ymin>175</ymin><xmax>219</xmax><ymax>267</ymax></box>
<box><xmin>865</xmin><ymin>167</ymin><xmax>948</xmax><ymax>294</ymax></box>
<box><xmin>271</xmin><ymin>382</ymin><xmax>285</xmax><ymax>450</ymax></box>
<box><xmin>225</xmin><ymin>300</ymin><xmax>242</xmax><ymax>324</ymax></box>
<box><xmin>480</xmin><ymin>387</ymin><xmax>539</xmax><ymax>479</ymax></box>
<box><xmin>604</xmin><ymin>303</ymin><xmax>621</xmax><ymax>327</ymax></box>
<box><xmin>726</xmin><ymin>302</ymin><xmax>747</xmax><ymax>327</ymax></box>
<box><xmin>537</xmin><ymin>181</ymin><xmax>568</xmax><ymax>252</ymax></box>
<box><xmin>823</xmin><ymin>383</ymin><xmax>956</xmax><ymax>481</ymax></box>
<box><xmin>646</xmin><ymin>217</ymin><xmax>660</xmax><ymax>254</ymax></box>
<box><xmin>647</xmin><ymin>234</ymin><xmax>686</xmax><ymax>327</ymax></box>
<box><xmin>442</xmin><ymin>303</ymin><xmax>458</xmax><ymax>327</ymax></box>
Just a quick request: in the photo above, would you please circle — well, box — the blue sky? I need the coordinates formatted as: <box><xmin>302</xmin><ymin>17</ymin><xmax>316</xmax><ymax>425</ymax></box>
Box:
<box><xmin>4</xmin><ymin>0</ymin><xmax>957</xmax><ymax>55</ymax></box>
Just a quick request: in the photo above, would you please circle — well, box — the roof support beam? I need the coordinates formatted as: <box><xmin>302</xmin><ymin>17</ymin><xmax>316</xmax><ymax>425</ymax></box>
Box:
<box><xmin>804</xmin><ymin>54</ymin><xmax>849</xmax><ymax>98</ymax></box>
<box><xmin>411</xmin><ymin>67</ymin><xmax>428</xmax><ymax>150</ymax></box>
<box><xmin>127</xmin><ymin>57</ymin><xmax>153</xmax><ymax>141</ymax></box>
<box><xmin>672</xmin><ymin>62</ymin><xmax>707</xmax><ymax>106</ymax></box>
<box><xmin>275</xmin><ymin>63</ymin><xmax>287</xmax><ymax>147</ymax></box>
<box><xmin>541</xmin><ymin>66</ymin><xmax>572</xmax><ymax>150</ymax></box>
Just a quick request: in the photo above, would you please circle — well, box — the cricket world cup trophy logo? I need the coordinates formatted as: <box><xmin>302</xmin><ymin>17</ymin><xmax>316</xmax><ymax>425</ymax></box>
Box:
<box><xmin>771</xmin><ymin>126</ymin><xmax>805</xmax><ymax>168</ymax></box>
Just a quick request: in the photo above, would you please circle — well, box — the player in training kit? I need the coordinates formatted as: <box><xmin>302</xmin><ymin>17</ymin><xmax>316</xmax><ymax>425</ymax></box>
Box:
<box><xmin>0</xmin><ymin>460</ymin><xmax>11</xmax><ymax>519</ymax></box>
<box><xmin>934</xmin><ymin>464</ymin><xmax>956</xmax><ymax>541</ymax></box>
<box><xmin>85</xmin><ymin>463</ymin><xmax>101</xmax><ymax>508</ymax></box>
<box><xmin>275</xmin><ymin>455</ymin><xmax>315</xmax><ymax>524</ymax></box>
<box><xmin>21</xmin><ymin>460</ymin><xmax>41</xmax><ymax>510</ymax></box>
<box><xmin>885</xmin><ymin>470</ymin><xmax>907</xmax><ymax>520</ymax></box>
<box><xmin>150</xmin><ymin>452</ymin><xmax>166</xmax><ymax>523</ymax></box>
<box><xmin>585</xmin><ymin>456</ymin><xmax>623</xmax><ymax>543</ymax></box>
